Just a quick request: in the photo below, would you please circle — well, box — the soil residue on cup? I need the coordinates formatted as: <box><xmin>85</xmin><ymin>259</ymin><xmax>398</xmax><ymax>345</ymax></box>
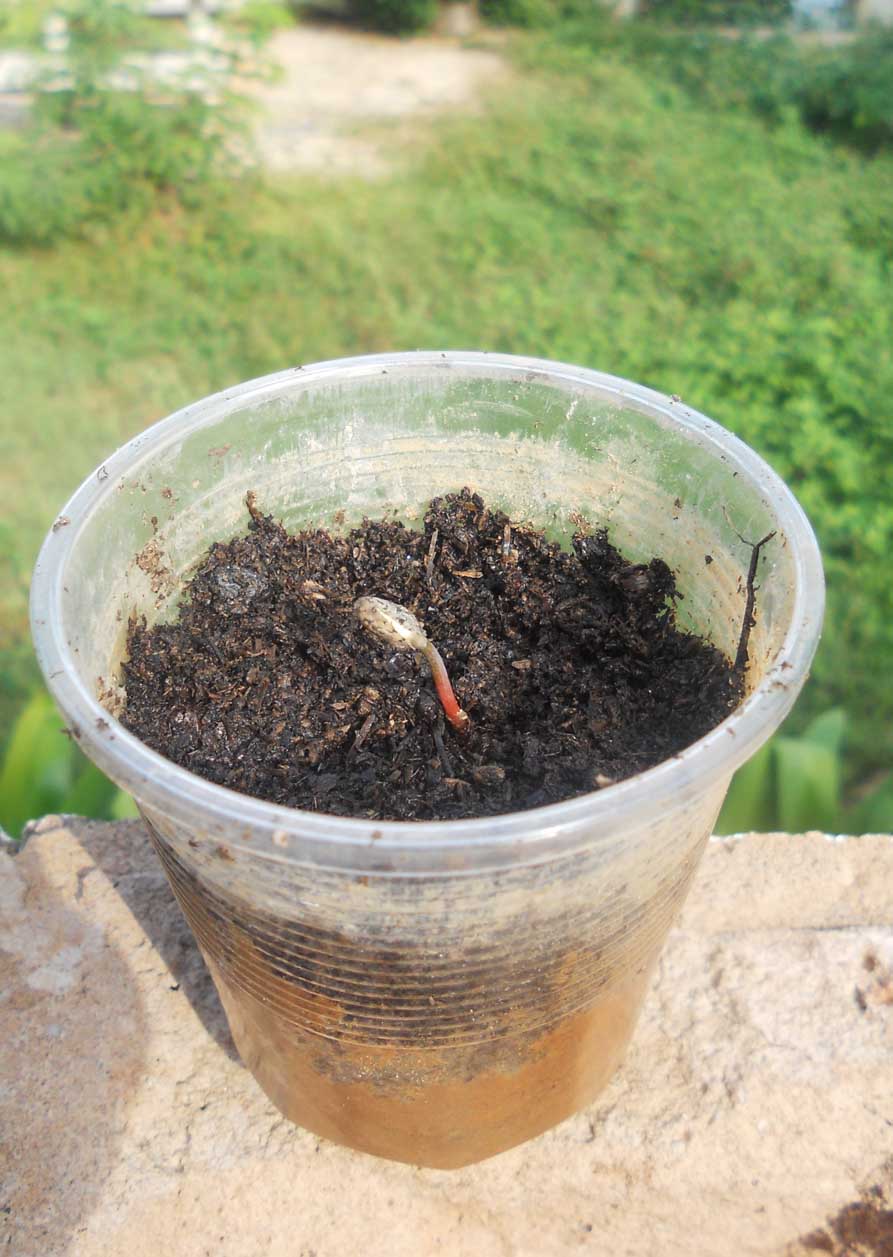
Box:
<box><xmin>121</xmin><ymin>489</ymin><xmax>744</xmax><ymax>820</ymax></box>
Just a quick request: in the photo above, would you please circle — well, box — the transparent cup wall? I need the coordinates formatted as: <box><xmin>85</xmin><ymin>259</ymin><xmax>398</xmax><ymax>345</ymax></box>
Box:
<box><xmin>32</xmin><ymin>354</ymin><xmax>823</xmax><ymax>1166</ymax></box>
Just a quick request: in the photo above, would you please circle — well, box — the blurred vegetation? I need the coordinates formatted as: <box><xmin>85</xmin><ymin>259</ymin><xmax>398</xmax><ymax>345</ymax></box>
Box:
<box><xmin>715</xmin><ymin>709</ymin><xmax>893</xmax><ymax>835</ymax></box>
<box><xmin>0</xmin><ymin>0</ymin><xmax>253</xmax><ymax>246</ymax></box>
<box><xmin>219</xmin><ymin>0</ymin><xmax>296</xmax><ymax>45</ymax></box>
<box><xmin>587</xmin><ymin>21</ymin><xmax>893</xmax><ymax>153</ymax></box>
<box><xmin>0</xmin><ymin>692</ymin><xmax>138</xmax><ymax>839</ymax></box>
<box><xmin>479</xmin><ymin>0</ymin><xmax>562</xmax><ymax>27</ymax></box>
<box><xmin>640</xmin><ymin>0</ymin><xmax>794</xmax><ymax>24</ymax></box>
<box><xmin>349</xmin><ymin>0</ymin><xmax>439</xmax><ymax>32</ymax></box>
<box><xmin>1</xmin><ymin>1</ymin><xmax>891</xmax><ymax>837</ymax></box>
<box><xmin>0</xmin><ymin>0</ymin><xmax>68</xmax><ymax>47</ymax></box>
<box><xmin>481</xmin><ymin>0</ymin><xmax>797</xmax><ymax>27</ymax></box>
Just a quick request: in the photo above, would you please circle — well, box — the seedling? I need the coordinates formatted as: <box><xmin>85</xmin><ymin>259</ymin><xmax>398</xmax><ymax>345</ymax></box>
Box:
<box><xmin>354</xmin><ymin>596</ymin><xmax>470</xmax><ymax>733</ymax></box>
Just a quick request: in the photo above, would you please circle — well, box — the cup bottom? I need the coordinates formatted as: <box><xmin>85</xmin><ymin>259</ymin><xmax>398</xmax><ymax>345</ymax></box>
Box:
<box><xmin>209</xmin><ymin>956</ymin><xmax>654</xmax><ymax>1168</ymax></box>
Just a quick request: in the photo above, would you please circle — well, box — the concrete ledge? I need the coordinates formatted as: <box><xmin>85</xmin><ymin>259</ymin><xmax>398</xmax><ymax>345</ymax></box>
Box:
<box><xmin>2</xmin><ymin>821</ymin><xmax>891</xmax><ymax>1256</ymax></box>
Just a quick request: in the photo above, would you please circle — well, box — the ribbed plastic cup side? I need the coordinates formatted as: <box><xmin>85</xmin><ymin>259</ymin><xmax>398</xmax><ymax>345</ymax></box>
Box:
<box><xmin>140</xmin><ymin>773</ymin><xmax>727</xmax><ymax>1166</ymax></box>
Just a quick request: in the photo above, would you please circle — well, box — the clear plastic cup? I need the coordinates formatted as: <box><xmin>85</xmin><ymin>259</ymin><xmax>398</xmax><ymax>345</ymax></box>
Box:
<box><xmin>31</xmin><ymin>352</ymin><xmax>823</xmax><ymax>1167</ymax></box>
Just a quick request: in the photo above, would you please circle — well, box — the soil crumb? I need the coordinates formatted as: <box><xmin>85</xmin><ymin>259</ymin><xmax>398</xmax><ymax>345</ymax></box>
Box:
<box><xmin>121</xmin><ymin>489</ymin><xmax>742</xmax><ymax>820</ymax></box>
<box><xmin>798</xmin><ymin>1180</ymin><xmax>893</xmax><ymax>1256</ymax></box>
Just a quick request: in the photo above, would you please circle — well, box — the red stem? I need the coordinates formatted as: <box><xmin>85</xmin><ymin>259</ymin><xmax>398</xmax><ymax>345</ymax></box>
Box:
<box><xmin>426</xmin><ymin>644</ymin><xmax>470</xmax><ymax>733</ymax></box>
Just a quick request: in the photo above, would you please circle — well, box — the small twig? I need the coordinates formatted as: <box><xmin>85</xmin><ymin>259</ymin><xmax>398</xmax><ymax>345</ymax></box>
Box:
<box><xmin>426</xmin><ymin>528</ymin><xmax>439</xmax><ymax>587</ymax></box>
<box><xmin>501</xmin><ymin>524</ymin><xmax>512</xmax><ymax>560</ymax></box>
<box><xmin>432</xmin><ymin>721</ymin><xmax>454</xmax><ymax>777</ymax></box>
<box><xmin>350</xmin><ymin>713</ymin><xmax>375</xmax><ymax>755</ymax></box>
<box><xmin>734</xmin><ymin>531</ymin><xmax>777</xmax><ymax>673</ymax></box>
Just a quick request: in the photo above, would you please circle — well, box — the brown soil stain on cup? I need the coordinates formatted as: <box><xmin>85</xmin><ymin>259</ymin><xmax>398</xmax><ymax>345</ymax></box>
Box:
<box><xmin>210</xmin><ymin>946</ymin><xmax>652</xmax><ymax>1168</ymax></box>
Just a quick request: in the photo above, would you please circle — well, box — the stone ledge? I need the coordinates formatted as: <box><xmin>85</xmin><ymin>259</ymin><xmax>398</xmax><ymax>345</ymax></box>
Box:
<box><xmin>1</xmin><ymin>820</ymin><xmax>891</xmax><ymax>1257</ymax></box>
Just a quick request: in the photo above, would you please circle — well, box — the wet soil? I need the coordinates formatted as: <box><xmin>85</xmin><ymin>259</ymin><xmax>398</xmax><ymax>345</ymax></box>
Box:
<box><xmin>121</xmin><ymin>489</ymin><xmax>744</xmax><ymax>821</ymax></box>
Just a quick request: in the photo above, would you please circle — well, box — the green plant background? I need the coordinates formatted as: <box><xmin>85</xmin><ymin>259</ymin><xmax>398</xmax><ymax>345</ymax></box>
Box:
<box><xmin>350</xmin><ymin>0</ymin><xmax>439</xmax><ymax>32</ymax></box>
<box><xmin>1</xmin><ymin>0</ymin><xmax>891</xmax><ymax>838</ymax></box>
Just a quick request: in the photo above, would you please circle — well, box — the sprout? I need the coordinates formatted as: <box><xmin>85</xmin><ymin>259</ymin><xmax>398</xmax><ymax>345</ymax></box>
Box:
<box><xmin>354</xmin><ymin>596</ymin><xmax>470</xmax><ymax>733</ymax></box>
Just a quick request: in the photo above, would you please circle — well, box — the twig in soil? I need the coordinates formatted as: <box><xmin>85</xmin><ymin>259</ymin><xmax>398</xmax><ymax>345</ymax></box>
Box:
<box><xmin>350</xmin><ymin>713</ymin><xmax>375</xmax><ymax>755</ymax></box>
<box><xmin>426</xmin><ymin>528</ymin><xmax>439</xmax><ymax>586</ymax></box>
<box><xmin>734</xmin><ymin>531</ymin><xmax>777</xmax><ymax>673</ymax></box>
<box><xmin>354</xmin><ymin>596</ymin><xmax>470</xmax><ymax>733</ymax></box>
<box><xmin>432</xmin><ymin>721</ymin><xmax>454</xmax><ymax>777</ymax></box>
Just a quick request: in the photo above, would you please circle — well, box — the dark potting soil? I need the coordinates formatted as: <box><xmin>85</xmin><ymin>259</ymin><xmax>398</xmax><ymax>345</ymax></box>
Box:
<box><xmin>121</xmin><ymin>489</ymin><xmax>745</xmax><ymax>821</ymax></box>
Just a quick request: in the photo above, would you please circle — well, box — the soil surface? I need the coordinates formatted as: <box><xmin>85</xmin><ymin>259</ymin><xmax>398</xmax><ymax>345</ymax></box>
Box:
<box><xmin>122</xmin><ymin>490</ymin><xmax>743</xmax><ymax>821</ymax></box>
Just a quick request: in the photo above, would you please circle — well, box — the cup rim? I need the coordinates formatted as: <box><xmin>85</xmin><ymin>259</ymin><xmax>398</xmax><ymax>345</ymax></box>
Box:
<box><xmin>30</xmin><ymin>350</ymin><xmax>824</xmax><ymax>869</ymax></box>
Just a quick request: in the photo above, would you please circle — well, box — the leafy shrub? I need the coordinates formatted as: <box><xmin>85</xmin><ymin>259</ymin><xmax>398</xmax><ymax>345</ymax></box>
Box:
<box><xmin>543</xmin><ymin>11</ymin><xmax>893</xmax><ymax>152</ymax></box>
<box><xmin>0</xmin><ymin>0</ymin><xmax>249</xmax><ymax>246</ymax></box>
<box><xmin>632</xmin><ymin>31</ymin><xmax>806</xmax><ymax>121</ymax></box>
<box><xmin>349</xmin><ymin>0</ymin><xmax>438</xmax><ymax>33</ymax></box>
<box><xmin>220</xmin><ymin>0</ymin><xmax>296</xmax><ymax>46</ymax></box>
<box><xmin>0</xmin><ymin>690</ymin><xmax>136</xmax><ymax>841</ymax></box>
<box><xmin>480</xmin><ymin>0</ymin><xmax>610</xmax><ymax>28</ymax></box>
<box><xmin>717</xmin><ymin>710</ymin><xmax>845</xmax><ymax>834</ymax></box>
<box><xmin>716</xmin><ymin>711</ymin><xmax>893</xmax><ymax>835</ymax></box>
<box><xmin>480</xmin><ymin>0</ymin><xmax>561</xmax><ymax>28</ymax></box>
<box><xmin>640</xmin><ymin>0</ymin><xmax>793</xmax><ymax>24</ymax></box>
<box><xmin>798</xmin><ymin>27</ymin><xmax>893</xmax><ymax>152</ymax></box>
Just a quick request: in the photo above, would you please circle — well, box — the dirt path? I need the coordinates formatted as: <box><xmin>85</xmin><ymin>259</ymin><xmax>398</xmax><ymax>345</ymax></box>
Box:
<box><xmin>244</xmin><ymin>24</ymin><xmax>508</xmax><ymax>175</ymax></box>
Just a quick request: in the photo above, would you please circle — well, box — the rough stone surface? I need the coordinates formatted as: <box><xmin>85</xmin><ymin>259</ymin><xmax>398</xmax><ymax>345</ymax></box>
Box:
<box><xmin>1</xmin><ymin>821</ymin><xmax>891</xmax><ymax>1257</ymax></box>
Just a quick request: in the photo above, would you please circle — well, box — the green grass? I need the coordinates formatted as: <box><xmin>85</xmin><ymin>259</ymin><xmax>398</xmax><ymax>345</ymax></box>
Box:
<box><xmin>2</xmin><ymin>24</ymin><xmax>892</xmax><ymax>830</ymax></box>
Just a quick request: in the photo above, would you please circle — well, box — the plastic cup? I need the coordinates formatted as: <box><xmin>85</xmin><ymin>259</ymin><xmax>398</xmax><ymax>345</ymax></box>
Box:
<box><xmin>31</xmin><ymin>352</ymin><xmax>823</xmax><ymax>1168</ymax></box>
